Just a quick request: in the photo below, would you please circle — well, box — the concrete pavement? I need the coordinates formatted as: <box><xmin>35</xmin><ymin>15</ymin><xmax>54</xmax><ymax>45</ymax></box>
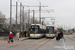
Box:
<box><xmin>0</xmin><ymin>37</ymin><xmax>29</xmax><ymax>44</ymax></box>
<box><xmin>64</xmin><ymin>35</ymin><xmax>75</xmax><ymax>50</ymax></box>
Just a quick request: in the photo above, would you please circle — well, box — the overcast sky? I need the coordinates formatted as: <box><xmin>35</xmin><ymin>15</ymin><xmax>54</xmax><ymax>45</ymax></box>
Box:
<box><xmin>0</xmin><ymin>0</ymin><xmax>75</xmax><ymax>29</ymax></box>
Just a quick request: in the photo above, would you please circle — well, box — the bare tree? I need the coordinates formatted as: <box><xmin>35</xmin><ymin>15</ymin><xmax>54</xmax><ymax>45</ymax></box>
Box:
<box><xmin>0</xmin><ymin>11</ymin><xmax>10</xmax><ymax>32</ymax></box>
<box><xmin>0</xmin><ymin>11</ymin><xmax>6</xmax><ymax>24</ymax></box>
<box><xmin>15</xmin><ymin>12</ymin><xmax>28</xmax><ymax>24</ymax></box>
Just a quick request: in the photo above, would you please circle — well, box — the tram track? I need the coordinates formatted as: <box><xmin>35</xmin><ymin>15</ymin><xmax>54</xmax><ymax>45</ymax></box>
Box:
<box><xmin>25</xmin><ymin>38</ymin><xmax>53</xmax><ymax>50</ymax></box>
<box><xmin>36</xmin><ymin>39</ymin><xmax>53</xmax><ymax>50</ymax></box>
<box><xmin>20</xmin><ymin>38</ymin><xmax>46</xmax><ymax>44</ymax></box>
<box><xmin>2</xmin><ymin>38</ymin><xmax>46</xmax><ymax>50</ymax></box>
<box><xmin>24</xmin><ymin>38</ymin><xmax>47</xmax><ymax>50</ymax></box>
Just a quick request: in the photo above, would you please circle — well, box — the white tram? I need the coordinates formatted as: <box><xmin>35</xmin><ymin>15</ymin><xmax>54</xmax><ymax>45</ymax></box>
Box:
<box><xmin>46</xmin><ymin>25</ymin><xmax>56</xmax><ymax>38</ymax></box>
<box><xmin>29</xmin><ymin>24</ymin><xmax>46</xmax><ymax>38</ymax></box>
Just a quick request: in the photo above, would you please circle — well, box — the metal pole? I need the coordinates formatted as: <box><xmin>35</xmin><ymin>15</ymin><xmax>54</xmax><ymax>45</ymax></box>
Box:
<box><xmin>25</xmin><ymin>23</ymin><xmax>26</xmax><ymax>31</ymax></box>
<box><xmin>20</xmin><ymin>3</ymin><xmax>22</xmax><ymax>35</ymax></box>
<box><xmin>28</xmin><ymin>9</ymin><xmax>30</xmax><ymax>31</ymax></box>
<box><xmin>16</xmin><ymin>2</ymin><xmax>18</xmax><ymax>32</ymax></box>
<box><xmin>39</xmin><ymin>2</ymin><xmax>41</xmax><ymax>24</ymax></box>
<box><xmin>23</xmin><ymin>6</ymin><xmax>24</xmax><ymax>33</ymax></box>
<box><xmin>10</xmin><ymin>0</ymin><xmax>12</xmax><ymax>32</ymax></box>
<box><xmin>21</xmin><ymin>6</ymin><xmax>24</xmax><ymax>37</ymax></box>
<box><xmin>33</xmin><ymin>10</ymin><xmax>35</xmax><ymax>24</ymax></box>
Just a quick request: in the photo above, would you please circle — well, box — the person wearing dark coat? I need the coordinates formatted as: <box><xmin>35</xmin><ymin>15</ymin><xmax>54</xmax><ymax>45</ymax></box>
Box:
<box><xmin>60</xmin><ymin>32</ymin><xmax>63</xmax><ymax>39</ymax></box>
<box><xmin>56</xmin><ymin>31</ymin><xmax>61</xmax><ymax>40</ymax></box>
<box><xmin>56</xmin><ymin>29</ymin><xmax>63</xmax><ymax>40</ymax></box>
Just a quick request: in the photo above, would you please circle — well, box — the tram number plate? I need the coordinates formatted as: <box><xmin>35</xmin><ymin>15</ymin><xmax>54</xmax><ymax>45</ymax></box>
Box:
<box><xmin>49</xmin><ymin>34</ymin><xmax>51</xmax><ymax>36</ymax></box>
<box><xmin>33</xmin><ymin>34</ymin><xmax>35</xmax><ymax>36</ymax></box>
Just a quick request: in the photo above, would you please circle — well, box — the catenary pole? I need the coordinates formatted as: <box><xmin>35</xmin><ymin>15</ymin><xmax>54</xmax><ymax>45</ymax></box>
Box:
<box><xmin>28</xmin><ymin>9</ymin><xmax>30</xmax><ymax>31</ymax></box>
<box><xmin>39</xmin><ymin>2</ymin><xmax>41</xmax><ymax>24</ymax></box>
<box><xmin>10</xmin><ymin>0</ymin><xmax>12</xmax><ymax>32</ymax></box>
<box><xmin>16</xmin><ymin>2</ymin><xmax>18</xmax><ymax>32</ymax></box>
<box><xmin>23</xmin><ymin>6</ymin><xmax>24</xmax><ymax>34</ymax></box>
<box><xmin>33</xmin><ymin>10</ymin><xmax>35</xmax><ymax>24</ymax></box>
<box><xmin>20</xmin><ymin>2</ymin><xmax>22</xmax><ymax>35</ymax></box>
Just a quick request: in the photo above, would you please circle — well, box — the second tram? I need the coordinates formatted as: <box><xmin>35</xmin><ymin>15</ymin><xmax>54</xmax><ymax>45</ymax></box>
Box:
<box><xmin>46</xmin><ymin>25</ymin><xmax>56</xmax><ymax>38</ymax></box>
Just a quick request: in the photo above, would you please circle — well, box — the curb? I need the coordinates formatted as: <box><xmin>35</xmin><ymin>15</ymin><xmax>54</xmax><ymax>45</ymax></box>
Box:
<box><xmin>19</xmin><ymin>37</ymin><xmax>29</xmax><ymax>41</ymax></box>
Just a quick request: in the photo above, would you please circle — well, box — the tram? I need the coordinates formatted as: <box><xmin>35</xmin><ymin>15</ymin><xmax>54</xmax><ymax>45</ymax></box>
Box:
<box><xmin>29</xmin><ymin>24</ymin><xmax>46</xmax><ymax>38</ymax></box>
<box><xmin>46</xmin><ymin>25</ymin><xmax>56</xmax><ymax>38</ymax></box>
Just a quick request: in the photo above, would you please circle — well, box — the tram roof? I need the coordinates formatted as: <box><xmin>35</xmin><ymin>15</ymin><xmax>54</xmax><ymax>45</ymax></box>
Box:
<box><xmin>31</xmin><ymin>24</ymin><xmax>46</xmax><ymax>29</ymax></box>
<box><xmin>46</xmin><ymin>25</ymin><xmax>54</xmax><ymax>26</ymax></box>
<box><xmin>31</xmin><ymin>24</ymin><xmax>41</xmax><ymax>26</ymax></box>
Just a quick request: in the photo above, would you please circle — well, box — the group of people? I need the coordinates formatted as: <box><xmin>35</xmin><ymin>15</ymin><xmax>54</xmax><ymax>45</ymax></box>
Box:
<box><xmin>56</xmin><ymin>29</ymin><xmax>63</xmax><ymax>40</ymax></box>
<box><xmin>8</xmin><ymin>31</ymin><xmax>20</xmax><ymax>43</ymax></box>
<box><xmin>8</xmin><ymin>31</ymin><xmax>27</xmax><ymax>43</ymax></box>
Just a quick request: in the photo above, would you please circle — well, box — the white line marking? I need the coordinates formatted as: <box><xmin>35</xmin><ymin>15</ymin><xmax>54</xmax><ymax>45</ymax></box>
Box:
<box><xmin>63</xmin><ymin>39</ymin><xmax>67</xmax><ymax>50</ymax></box>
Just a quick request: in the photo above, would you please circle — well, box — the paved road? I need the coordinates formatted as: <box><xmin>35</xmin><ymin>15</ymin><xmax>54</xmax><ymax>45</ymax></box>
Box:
<box><xmin>64</xmin><ymin>35</ymin><xmax>75</xmax><ymax>50</ymax></box>
<box><xmin>0</xmin><ymin>35</ymin><xmax>75</xmax><ymax>50</ymax></box>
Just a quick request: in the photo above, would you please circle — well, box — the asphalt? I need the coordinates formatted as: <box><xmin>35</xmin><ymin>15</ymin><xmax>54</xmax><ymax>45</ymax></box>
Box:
<box><xmin>38</xmin><ymin>38</ymin><xmax>65</xmax><ymax>50</ymax></box>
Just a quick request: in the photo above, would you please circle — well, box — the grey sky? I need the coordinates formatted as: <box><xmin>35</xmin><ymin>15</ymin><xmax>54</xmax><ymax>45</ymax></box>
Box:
<box><xmin>0</xmin><ymin>0</ymin><xmax>75</xmax><ymax>29</ymax></box>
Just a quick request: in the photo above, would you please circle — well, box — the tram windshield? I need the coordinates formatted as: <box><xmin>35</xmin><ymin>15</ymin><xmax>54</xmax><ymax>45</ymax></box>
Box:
<box><xmin>30</xmin><ymin>26</ymin><xmax>39</xmax><ymax>33</ymax></box>
<box><xmin>46</xmin><ymin>26</ymin><xmax>54</xmax><ymax>34</ymax></box>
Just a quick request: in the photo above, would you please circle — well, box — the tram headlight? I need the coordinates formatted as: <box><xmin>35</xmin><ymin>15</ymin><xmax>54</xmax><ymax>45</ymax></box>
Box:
<box><xmin>38</xmin><ymin>34</ymin><xmax>40</xmax><ymax>36</ymax></box>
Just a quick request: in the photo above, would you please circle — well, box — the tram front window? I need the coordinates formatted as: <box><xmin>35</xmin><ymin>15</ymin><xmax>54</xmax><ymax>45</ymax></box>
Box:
<box><xmin>31</xmin><ymin>28</ymin><xmax>38</xmax><ymax>33</ymax></box>
<box><xmin>46</xmin><ymin>27</ymin><xmax>54</xmax><ymax>34</ymax></box>
<box><xmin>30</xmin><ymin>25</ymin><xmax>40</xmax><ymax>33</ymax></box>
<box><xmin>49</xmin><ymin>29</ymin><xmax>53</xmax><ymax>33</ymax></box>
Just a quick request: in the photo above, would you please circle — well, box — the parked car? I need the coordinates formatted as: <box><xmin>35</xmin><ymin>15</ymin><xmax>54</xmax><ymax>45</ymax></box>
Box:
<box><xmin>66</xmin><ymin>33</ymin><xmax>70</xmax><ymax>35</ymax></box>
